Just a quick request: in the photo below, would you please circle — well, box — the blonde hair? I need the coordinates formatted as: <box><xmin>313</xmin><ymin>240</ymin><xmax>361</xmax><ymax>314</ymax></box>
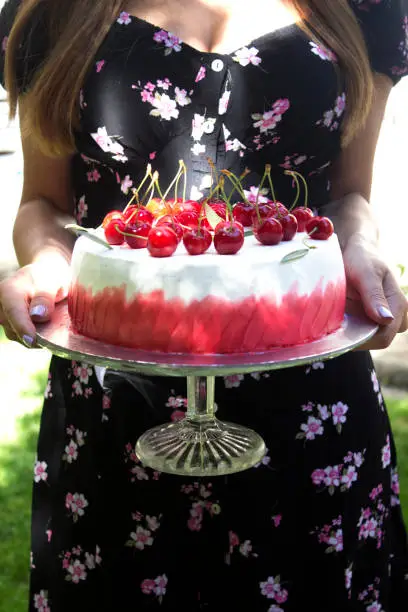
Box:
<box><xmin>5</xmin><ymin>0</ymin><xmax>373</xmax><ymax>155</ymax></box>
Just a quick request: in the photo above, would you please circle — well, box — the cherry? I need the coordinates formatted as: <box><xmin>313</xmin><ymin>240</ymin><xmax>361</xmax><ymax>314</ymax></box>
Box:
<box><xmin>268</xmin><ymin>200</ymin><xmax>289</xmax><ymax>217</ymax></box>
<box><xmin>174</xmin><ymin>199</ymin><xmax>201</xmax><ymax>215</ymax></box>
<box><xmin>292</xmin><ymin>207</ymin><xmax>314</xmax><ymax>231</ymax></box>
<box><xmin>123</xmin><ymin>220</ymin><xmax>150</xmax><ymax>249</ymax></box>
<box><xmin>208</xmin><ymin>201</ymin><xmax>227</xmax><ymax>219</ymax></box>
<box><xmin>280</xmin><ymin>213</ymin><xmax>298</xmax><ymax>241</ymax></box>
<box><xmin>155</xmin><ymin>216</ymin><xmax>184</xmax><ymax>242</ymax></box>
<box><xmin>102</xmin><ymin>210</ymin><xmax>123</xmax><ymax>229</ymax></box>
<box><xmin>123</xmin><ymin>205</ymin><xmax>154</xmax><ymax>225</ymax></box>
<box><xmin>254</xmin><ymin>217</ymin><xmax>283</xmax><ymax>246</ymax></box>
<box><xmin>251</xmin><ymin>202</ymin><xmax>274</xmax><ymax>227</ymax></box>
<box><xmin>104</xmin><ymin>217</ymin><xmax>126</xmax><ymax>245</ymax></box>
<box><xmin>175</xmin><ymin>210</ymin><xmax>199</xmax><ymax>229</ymax></box>
<box><xmin>147</xmin><ymin>226</ymin><xmax>179</xmax><ymax>257</ymax></box>
<box><xmin>183</xmin><ymin>227</ymin><xmax>212</xmax><ymax>255</ymax></box>
<box><xmin>233</xmin><ymin>202</ymin><xmax>253</xmax><ymax>227</ymax></box>
<box><xmin>146</xmin><ymin>197</ymin><xmax>169</xmax><ymax>218</ymax></box>
<box><xmin>305</xmin><ymin>216</ymin><xmax>334</xmax><ymax>240</ymax></box>
<box><xmin>214</xmin><ymin>221</ymin><xmax>244</xmax><ymax>255</ymax></box>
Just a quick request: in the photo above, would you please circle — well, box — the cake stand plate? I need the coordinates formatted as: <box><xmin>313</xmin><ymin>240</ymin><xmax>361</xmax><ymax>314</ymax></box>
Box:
<box><xmin>35</xmin><ymin>301</ymin><xmax>378</xmax><ymax>476</ymax></box>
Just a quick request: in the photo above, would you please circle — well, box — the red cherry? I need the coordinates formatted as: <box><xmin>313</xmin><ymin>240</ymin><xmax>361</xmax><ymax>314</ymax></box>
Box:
<box><xmin>214</xmin><ymin>221</ymin><xmax>244</xmax><ymax>255</ymax></box>
<box><xmin>156</xmin><ymin>216</ymin><xmax>184</xmax><ymax>242</ymax></box>
<box><xmin>305</xmin><ymin>216</ymin><xmax>334</xmax><ymax>240</ymax></box>
<box><xmin>123</xmin><ymin>220</ymin><xmax>150</xmax><ymax>249</ymax></box>
<box><xmin>175</xmin><ymin>210</ymin><xmax>199</xmax><ymax>229</ymax></box>
<box><xmin>280</xmin><ymin>213</ymin><xmax>298</xmax><ymax>241</ymax></box>
<box><xmin>174</xmin><ymin>200</ymin><xmax>201</xmax><ymax>215</ymax></box>
<box><xmin>254</xmin><ymin>217</ymin><xmax>283</xmax><ymax>246</ymax></box>
<box><xmin>123</xmin><ymin>206</ymin><xmax>154</xmax><ymax>226</ymax></box>
<box><xmin>292</xmin><ymin>207</ymin><xmax>314</xmax><ymax>231</ymax></box>
<box><xmin>147</xmin><ymin>226</ymin><xmax>179</xmax><ymax>257</ymax></box>
<box><xmin>104</xmin><ymin>218</ymin><xmax>126</xmax><ymax>245</ymax></box>
<box><xmin>209</xmin><ymin>201</ymin><xmax>227</xmax><ymax>219</ymax></box>
<box><xmin>251</xmin><ymin>202</ymin><xmax>274</xmax><ymax>227</ymax></box>
<box><xmin>233</xmin><ymin>202</ymin><xmax>253</xmax><ymax>227</ymax></box>
<box><xmin>268</xmin><ymin>200</ymin><xmax>289</xmax><ymax>217</ymax></box>
<box><xmin>183</xmin><ymin>227</ymin><xmax>213</xmax><ymax>255</ymax></box>
<box><xmin>102</xmin><ymin>210</ymin><xmax>123</xmax><ymax>229</ymax></box>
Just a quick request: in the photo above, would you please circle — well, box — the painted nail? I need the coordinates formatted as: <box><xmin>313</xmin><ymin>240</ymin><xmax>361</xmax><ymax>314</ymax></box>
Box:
<box><xmin>22</xmin><ymin>334</ymin><xmax>34</xmax><ymax>348</ymax></box>
<box><xmin>377</xmin><ymin>306</ymin><xmax>394</xmax><ymax>320</ymax></box>
<box><xmin>30</xmin><ymin>304</ymin><xmax>47</xmax><ymax>318</ymax></box>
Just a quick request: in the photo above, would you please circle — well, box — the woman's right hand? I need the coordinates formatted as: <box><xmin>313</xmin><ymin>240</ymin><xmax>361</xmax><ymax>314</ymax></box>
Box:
<box><xmin>0</xmin><ymin>260</ymin><xmax>69</xmax><ymax>347</ymax></box>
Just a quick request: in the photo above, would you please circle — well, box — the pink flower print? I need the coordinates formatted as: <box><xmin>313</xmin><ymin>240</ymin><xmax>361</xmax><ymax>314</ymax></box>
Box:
<box><xmin>341</xmin><ymin>465</ymin><xmax>357</xmax><ymax>489</ymax></box>
<box><xmin>140</xmin><ymin>89</ymin><xmax>155</xmax><ymax>103</ymax></box>
<box><xmin>166</xmin><ymin>393</ymin><xmax>187</xmax><ymax>409</ymax></box>
<box><xmin>334</xmin><ymin>93</ymin><xmax>346</xmax><ymax>117</ymax></box>
<box><xmin>300</xmin><ymin>416</ymin><xmax>324</xmax><ymax>440</ymax></box>
<box><xmin>381</xmin><ymin>435</ymin><xmax>391</xmax><ymax>468</ymax></box>
<box><xmin>260</xmin><ymin>576</ymin><xmax>286</xmax><ymax>600</ymax></box>
<box><xmin>149</xmin><ymin>151</ymin><xmax>156</xmax><ymax>160</ymax></box>
<box><xmin>79</xmin><ymin>89</ymin><xmax>86</xmax><ymax>110</ymax></box>
<box><xmin>76</xmin><ymin>196</ymin><xmax>88</xmax><ymax>223</ymax></box>
<box><xmin>121</xmin><ymin>175</ymin><xmax>133</xmax><ymax>195</ymax></box>
<box><xmin>233</xmin><ymin>46</ymin><xmax>262</xmax><ymax>66</ymax></box>
<box><xmin>253</xmin><ymin>109</ymin><xmax>278</xmax><ymax>132</ymax></box>
<box><xmin>102</xmin><ymin>394</ymin><xmax>111</xmax><ymax>410</ymax></box>
<box><xmin>33</xmin><ymin>590</ymin><xmax>49</xmax><ymax>610</ymax></box>
<box><xmin>369</xmin><ymin>484</ymin><xmax>383</xmax><ymax>500</ymax></box>
<box><xmin>323</xmin><ymin>465</ymin><xmax>341</xmax><ymax>488</ymax></box>
<box><xmin>117</xmin><ymin>11</ymin><xmax>132</xmax><ymax>25</ymax></box>
<box><xmin>328</xmin><ymin>529</ymin><xmax>343</xmax><ymax>552</ymax></box>
<box><xmin>188</xmin><ymin>516</ymin><xmax>202</xmax><ymax>531</ymax></box>
<box><xmin>317</xmin><ymin>404</ymin><xmax>330</xmax><ymax>420</ymax></box>
<box><xmin>145</xmin><ymin>81</ymin><xmax>155</xmax><ymax>92</ymax></box>
<box><xmin>195</xmin><ymin>66</ymin><xmax>206</xmax><ymax>82</ymax></box>
<box><xmin>156</xmin><ymin>77</ymin><xmax>172</xmax><ymax>90</ymax></box>
<box><xmin>171</xmin><ymin>410</ymin><xmax>186</xmax><ymax>422</ymax></box>
<box><xmin>34</xmin><ymin>460</ymin><xmax>48</xmax><ymax>483</ymax></box>
<box><xmin>302</xmin><ymin>401</ymin><xmax>314</xmax><ymax>412</ymax></box>
<box><xmin>154</xmin><ymin>574</ymin><xmax>168</xmax><ymax>597</ymax></box>
<box><xmin>91</xmin><ymin>127</ymin><xmax>111</xmax><ymax>151</ymax></box>
<box><xmin>391</xmin><ymin>469</ymin><xmax>400</xmax><ymax>506</ymax></box>
<box><xmin>359</xmin><ymin>517</ymin><xmax>379</xmax><ymax>540</ymax></box>
<box><xmin>331</xmin><ymin>401</ymin><xmax>349</xmax><ymax>428</ymax></box>
<box><xmin>141</xmin><ymin>578</ymin><xmax>156</xmax><ymax>594</ymax></box>
<box><xmin>243</xmin><ymin>186</ymin><xmax>269</xmax><ymax>204</ymax></box>
<box><xmin>218</xmin><ymin>90</ymin><xmax>231</xmax><ymax>115</ymax></box>
<box><xmin>309</xmin><ymin>41</ymin><xmax>337</xmax><ymax>62</ymax></box>
<box><xmin>254</xmin><ymin>449</ymin><xmax>271</xmax><ymax>468</ymax></box>
<box><xmin>85</xmin><ymin>552</ymin><xmax>96</xmax><ymax>569</ymax></box>
<box><xmin>323</xmin><ymin>109</ymin><xmax>334</xmax><ymax>127</ymax></box>
<box><xmin>311</xmin><ymin>468</ymin><xmax>325</xmax><ymax>486</ymax></box>
<box><xmin>46</xmin><ymin>529</ymin><xmax>52</xmax><ymax>543</ymax></box>
<box><xmin>68</xmin><ymin>559</ymin><xmax>87</xmax><ymax>583</ymax></box>
<box><xmin>174</xmin><ymin>87</ymin><xmax>191</xmax><ymax>107</ymax></box>
<box><xmin>229</xmin><ymin>531</ymin><xmax>240</xmax><ymax>548</ymax></box>
<box><xmin>165</xmin><ymin>33</ymin><xmax>182</xmax><ymax>53</ymax></box>
<box><xmin>371</xmin><ymin>369</ymin><xmax>380</xmax><ymax>393</ymax></box>
<box><xmin>65</xmin><ymin>492</ymin><xmax>89</xmax><ymax>521</ymax></box>
<box><xmin>153</xmin><ymin>30</ymin><xmax>168</xmax><ymax>43</ymax></box>
<box><xmin>87</xmin><ymin>168</ymin><xmax>101</xmax><ymax>182</ymax></box>
<box><xmin>64</xmin><ymin>440</ymin><xmax>78</xmax><ymax>463</ymax></box>
<box><xmin>272</xmin><ymin>514</ymin><xmax>282</xmax><ymax>527</ymax></box>
<box><xmin>224</xmin><ymin>374</ymin><xmax>244</xmax><ymax>388</ymax></box>
<box><xmin>150</xmin><ymin>93</ymin><xmax>179</xmax><ymax>120</ymax></box>
<box><xmin>345</xmin><ymin>565</ymin><xmax>353</xmax><ymax>591</ymax></box>
<box><xmin>77</xmin><ymin>362</ymin><xmax>92</xmax><ymax>384</ymax></box>
<box><xmin>273</xmin><ymin>98</ymin><xmax>290</xmax><ymax>115</ymax></box>
<box><xmin>274</xmin><ymin>589</ymin><xmax>289</xmax><ymax>604</ymax></box>
<box><xmin>95</xmin><ymin>60</ymin><xmax>105</xmax><ymax>73</ymax></box>
<box><xmin>130</xmin><ymin>526</ymin><xmax>154</xmax><ymax>550</ymax></box>
<box><xmin>146</xmin><ymin>515</ymin><xmax>161</xmax><ymax>531</ymax></box>
<box><xmin>366</xmin><ymin>603</ymin><xmax>383</xmax><ymax>612</ymax></box>
<box><xmin>191</xmin><ymin>143</ymin><xmax>206</xmax><ymax>156</ymax></box>
<box><xmin>267</xmin><ymin>607</ymin><xmax>284</xmax><ymax>612</ymax></box>
<box><xmin>44</xmin><ymin>373</ymin><xmax>52</xmax><ymax>399</ymax></box>
<box><xmin>1</xmin><ymin>36</ymin><xmax>8</xmax><ymax>53</ymax></box>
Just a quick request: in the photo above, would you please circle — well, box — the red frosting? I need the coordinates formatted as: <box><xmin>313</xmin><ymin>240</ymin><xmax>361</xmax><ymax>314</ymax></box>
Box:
<box><xmin>68</xmin><ymin>279</ymin><xmax>346</xmax><ymax>354</ymax></box>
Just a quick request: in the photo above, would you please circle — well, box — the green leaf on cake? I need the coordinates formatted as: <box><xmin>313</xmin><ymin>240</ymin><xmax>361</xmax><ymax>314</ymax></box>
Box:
<box><xmin>280</xmin><ymin>248</ymin><xmax>309</xmax><ymax>264</ymax></box>
<box><xmin>204</xmin><ymin>202</ymin><xmax>224</xmax><ymax>230</ymax></box>
<box><xmin>65</xmin><ymin>224</ymin><xmax>113</xmax><ymax>249</ymax></box>
<box><xmin>244</xmin><ymin>228</ymin><xmax>254</xmax><ymax>237</ymax></box>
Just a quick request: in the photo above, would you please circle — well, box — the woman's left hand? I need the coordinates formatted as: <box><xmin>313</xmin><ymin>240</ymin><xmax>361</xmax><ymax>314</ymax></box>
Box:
<box><xmin>342</xmin><ymin>234</ymin><xmax>408</xmax><ymax>350</ymax></box>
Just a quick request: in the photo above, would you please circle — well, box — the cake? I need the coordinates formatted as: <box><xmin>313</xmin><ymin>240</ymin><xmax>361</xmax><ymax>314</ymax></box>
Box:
<box><xmin>68</xmin><ymin>230</ymin><xmax>346</xmax><ymax>354</ymax></box>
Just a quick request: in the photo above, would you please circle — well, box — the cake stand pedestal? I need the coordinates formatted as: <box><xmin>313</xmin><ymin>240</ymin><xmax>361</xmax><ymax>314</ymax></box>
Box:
<box><xmin>36</xmin><ymin>302</ymin><xmax>377</xmax><ymax>477</ymax></box>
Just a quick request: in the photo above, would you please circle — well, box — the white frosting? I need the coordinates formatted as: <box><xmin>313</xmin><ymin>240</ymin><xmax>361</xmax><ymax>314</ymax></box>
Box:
<box><xmin>70</xmin><ymin>232</ymin><xmax>345</xmax><ymax>305</ymax></box>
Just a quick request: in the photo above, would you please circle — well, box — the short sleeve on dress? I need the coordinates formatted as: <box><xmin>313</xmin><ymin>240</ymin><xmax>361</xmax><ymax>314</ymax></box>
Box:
<box><xmin>0</xmin><ymin>0</ymin><xmax>49</xmax><ymax>92</ymax></box>
<box><xmin>349</xmin><ymin>0</ymin><xmax>408</xmax><ymax>84</ymax></box>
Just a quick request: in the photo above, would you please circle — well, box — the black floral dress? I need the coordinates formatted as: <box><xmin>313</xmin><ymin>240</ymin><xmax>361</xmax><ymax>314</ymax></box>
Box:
<box><xmin>2</xmin><ymin>1</ymin><xmax>408</xmax><ymax>610</ymax></box>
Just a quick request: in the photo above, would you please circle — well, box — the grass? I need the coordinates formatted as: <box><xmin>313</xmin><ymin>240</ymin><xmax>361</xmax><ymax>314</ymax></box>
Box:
<box><xmin>0</xmin><ymin>329</ymin><xmax>407</xmax><ymax>611</ymax></box>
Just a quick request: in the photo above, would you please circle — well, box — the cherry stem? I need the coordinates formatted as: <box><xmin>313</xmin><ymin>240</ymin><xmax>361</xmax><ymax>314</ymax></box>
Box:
<box><xmin>161</xmin><ymin>161</ymin><xmax>183</xmax><ymax>205</ymax></box>
<box><xmin>255</xmin><ymin>166</ymin><xmax>269</xmax><ymax>224</ymax></box>
<box><xmin>288</xmin><ymin>170</ymin><xmax>308</xmax><ymax>209</ymax></box>
<box><xmin>123</xmin><ymin>164</ymin><xmax>152</xmax><ymax>215</ymax></box>
<box><xmin>265</xmin><ymin>164</ymin><xmax>277</xmax><ymax>203</ymax></box>
<box><xmin>114</xmin><ymin>224</ymin><xmax>148</xmax><ymax>240</ymax></box>
<box><xmin>140</xmin><ymin>169</ymin><xmax>158</xmax><ymax>205</ymax></box>
<box><xmin>181</xmin><ymin>160</ymin><xmax>187</xmax><ymax>203</ymax></box>
<box><xmin>285</xmin><ymin>170</ymin><xmax>300</xmax><ymax>211</ymax></box>
<box><xmin>221</xmin><ymin>169</ymin><xmax>250</xmax><ymax>204</ymax></box>
<box><xmin>219</xmin><ymin>176</ymin><xmax>234</xmax><ymax>224</ymax></box>
<box><xmin>207</xmin><ymin>157</ymin><xmax>219</xmax><ymax>191</ymax></box>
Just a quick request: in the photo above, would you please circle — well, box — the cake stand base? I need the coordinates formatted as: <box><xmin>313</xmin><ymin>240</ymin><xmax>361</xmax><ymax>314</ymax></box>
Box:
<box><xmin>136</xmin><ymin>419</ymin><xmax>266</xmax><ymax>476</ymax></box>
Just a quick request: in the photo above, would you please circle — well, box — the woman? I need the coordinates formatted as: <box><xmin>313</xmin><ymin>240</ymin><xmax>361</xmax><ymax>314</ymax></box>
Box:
<box><xmin>1</xmin><ymin>0</ymin><xmax>408</xmax><ymax>609</ymax></box>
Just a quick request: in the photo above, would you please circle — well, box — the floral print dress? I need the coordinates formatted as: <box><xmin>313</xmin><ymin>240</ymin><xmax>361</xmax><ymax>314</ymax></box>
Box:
<box><xmin>2</xmin><ymin>0</ymin><xmax>408</xmax><ymax>610</ymax></box>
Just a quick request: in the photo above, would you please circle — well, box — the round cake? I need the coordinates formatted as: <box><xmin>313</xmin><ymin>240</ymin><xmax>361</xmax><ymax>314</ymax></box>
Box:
<box><xmin>68</xmin><ymin>231</ymin><xmax>346</xmax><ymax>353</ymax></box>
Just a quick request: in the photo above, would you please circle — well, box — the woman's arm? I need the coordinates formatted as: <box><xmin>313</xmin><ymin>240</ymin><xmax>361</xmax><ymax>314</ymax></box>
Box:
<box><xmin>0</xmin><ymin>99</ymin><xmax>76</xmax><ymax>345</ymax></box>
<box><xmin>322</xmin><ymin>74</ymin><xmax>408</xmax><ymax>348</ymax></box>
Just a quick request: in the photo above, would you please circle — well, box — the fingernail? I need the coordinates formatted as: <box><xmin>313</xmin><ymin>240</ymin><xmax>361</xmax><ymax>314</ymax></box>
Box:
<box><xmin>22</xmin><ymin>334</ymin><xmax>34</xmax><ymax>348</ymax></box>
<box><xmin>30</xmin><ymin>304</ymin><xmax>47</xmax><ymax>318</ymax></box>
<box><xmin>377</xmin><ymin>306</ymin><xmax>394</xmax><ymax>320</ymax></box>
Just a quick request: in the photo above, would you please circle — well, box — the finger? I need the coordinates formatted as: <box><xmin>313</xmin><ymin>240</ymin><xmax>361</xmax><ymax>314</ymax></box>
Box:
<box><xmin>27</xmin><ymin>264</ymin><xmax>66</xmax><ymax>323</ymax></box>
<box><xmin>350</xmin><ymin>265</ymin><xmax>395</xmax><ymax>326</ymax></box>
<box><xmin>0</xmin><ymin>274</ymin><xmax>37</xmax><ymax>346</ymax></box>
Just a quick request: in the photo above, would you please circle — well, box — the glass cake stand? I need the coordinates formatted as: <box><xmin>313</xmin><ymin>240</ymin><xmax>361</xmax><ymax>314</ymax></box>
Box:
<box><xmin>35</xmin><ymin>301</ymin><xmax>377</xmax><ymax>477</ymax></box>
